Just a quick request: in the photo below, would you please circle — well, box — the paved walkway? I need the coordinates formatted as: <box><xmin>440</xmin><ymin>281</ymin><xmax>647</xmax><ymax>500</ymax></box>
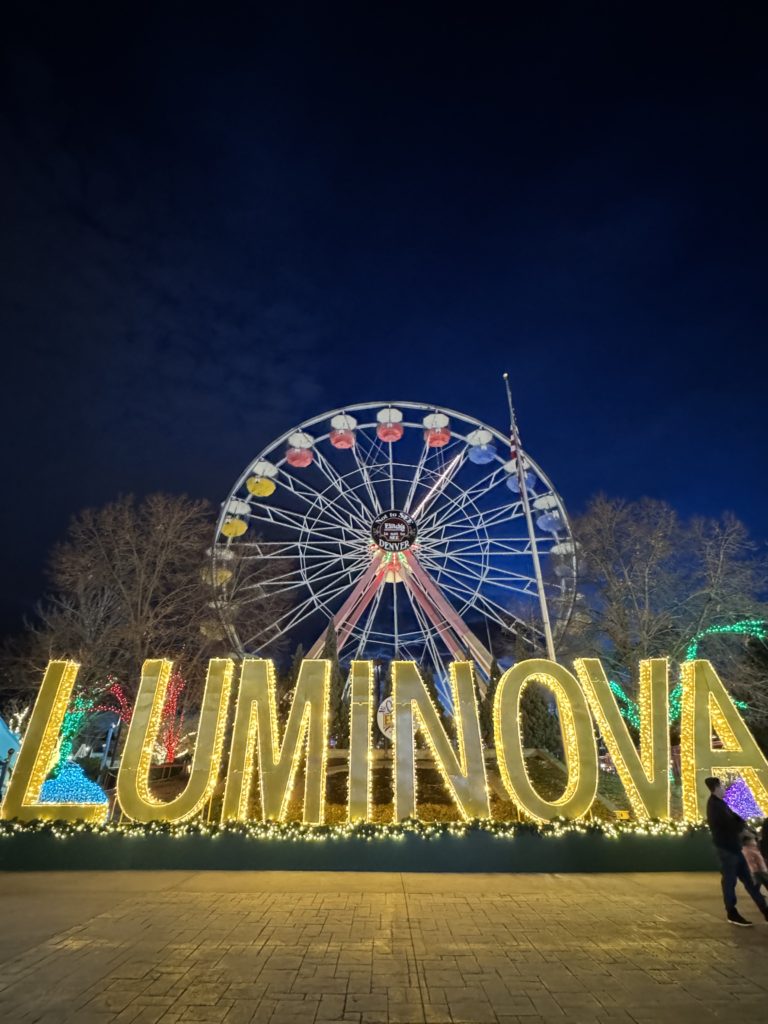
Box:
<box><xmin>1</xmin><ymin>871</ymin><xmax>767</xmax><ymax>1024</ymax></box>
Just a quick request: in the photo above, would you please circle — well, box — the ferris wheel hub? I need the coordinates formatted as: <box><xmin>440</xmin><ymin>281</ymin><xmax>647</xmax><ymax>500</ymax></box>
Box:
<box><xmin>371</xmin><ymin>509</ymin><xmax>418</xmax><ymax>552</ymax></box>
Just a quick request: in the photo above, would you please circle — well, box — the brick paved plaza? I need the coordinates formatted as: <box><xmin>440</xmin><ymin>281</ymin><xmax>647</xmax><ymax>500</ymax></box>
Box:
<box><xmin>1</xmin><ymin>871</ymin><xmax>767</xmax><ymax>1024</ymax></box>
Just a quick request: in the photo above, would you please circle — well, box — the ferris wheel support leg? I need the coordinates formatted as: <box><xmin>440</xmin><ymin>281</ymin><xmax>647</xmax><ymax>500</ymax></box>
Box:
<box><xmin>306</xmin><ymin>558</ymin><xmax>386</xmax><ymax>659</ymax></box>
<box><xmin>402</xmin><ymin>552</ymin><xmax>494</xmax><ymax>681</ymax></box>
<box><xmin>398</xmin><ymin>572</ymin><xmax>468</xmax><ymax>666</ymax></box>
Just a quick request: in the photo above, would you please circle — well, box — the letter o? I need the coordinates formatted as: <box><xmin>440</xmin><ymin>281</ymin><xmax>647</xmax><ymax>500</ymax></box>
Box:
<box><xmin>494</xmin><ymin>659</ymin><xmax>598</xmax><ymax>822</ymax></box>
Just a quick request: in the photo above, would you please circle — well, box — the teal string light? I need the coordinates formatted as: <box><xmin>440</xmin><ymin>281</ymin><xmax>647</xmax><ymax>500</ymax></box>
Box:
<box><xmin>609</xmin><ymin>617</ymin><xmax>763</xmax><ymax>727</ymax></box>
<box><xmin>608</xmin><ymin>680</ymin><xmax>641</xmax><ymax>729</ymax></box>
<box><xmin>685</xmin><ymin>619</ymin><xmax>768</xmax><ymax>662</ymax></box>
<box><xmin>40</xmin><ymin>761</ymin><xmax>108</xmax><ymax>804</ymax></box>
<box><xmin>51</xmin><ymin>693</ymin><xmax>94</xmax><ymax>778</ymax></box>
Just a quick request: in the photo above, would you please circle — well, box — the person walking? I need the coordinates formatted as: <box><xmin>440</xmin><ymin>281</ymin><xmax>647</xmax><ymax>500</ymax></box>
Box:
<box><xmin>705</xmin><ymin>776</ymin><xmax>768</xmax><ymax>927</ymax></box>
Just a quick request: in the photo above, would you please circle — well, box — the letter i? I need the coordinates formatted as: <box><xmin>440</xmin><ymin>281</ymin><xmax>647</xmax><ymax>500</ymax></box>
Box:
<box><xmin>348</xmin><ymin>661</ymin><xmax>374</xmax><ymax>821</ymax></box>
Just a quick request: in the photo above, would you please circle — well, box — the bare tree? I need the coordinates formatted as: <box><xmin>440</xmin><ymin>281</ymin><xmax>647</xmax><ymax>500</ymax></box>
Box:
<box><xmin>0</xmin><ymin>493</ymin><xmax>295</xmax><ymax>712</ymax></box>
<box><xmin>569</xmin><ymin>495</ymin><xmax>768</xmax><ymax>719</ymax></box>
<box><xmin>47</xmin><ymin>494</ymin><xmax>215</xmax><ymax>695</ymax></box>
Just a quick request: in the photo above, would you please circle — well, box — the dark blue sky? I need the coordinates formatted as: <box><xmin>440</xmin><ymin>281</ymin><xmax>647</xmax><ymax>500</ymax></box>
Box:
<box><xmin>1</xmin><ymin>4</ymin><xmax>766</xmax><ymax>632</ymax></box>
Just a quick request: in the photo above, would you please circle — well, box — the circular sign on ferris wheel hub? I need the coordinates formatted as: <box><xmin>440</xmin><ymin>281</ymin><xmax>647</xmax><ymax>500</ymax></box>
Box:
<box><xmin>371</xmin><ymin>510</ymin><xmax>418</xmax><ymax>552</ymax></box>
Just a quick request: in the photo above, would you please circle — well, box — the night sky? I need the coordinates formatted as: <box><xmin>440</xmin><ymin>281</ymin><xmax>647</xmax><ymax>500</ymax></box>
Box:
<box><xmin>1</xmin><ymin>4</ymin><xmax>767</xmax><ymax>634</ymax></box>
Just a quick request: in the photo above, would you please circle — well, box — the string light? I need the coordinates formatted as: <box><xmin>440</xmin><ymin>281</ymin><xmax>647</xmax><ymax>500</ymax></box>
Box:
<box><xmin>348</xmin><ymin>660</ymin><xmax>373</xmax><ymax>822</ymax></box>
<box><xmin>39</xmin><ymin>761</ymin><xmax>108</xmax><ymax>805</ymax></box>
<box><xmin>92</xmin><ymin>676</ymin><xmax>133</xmax><ymax>724</ymax></box>
<box><xmin>392</xmin><ymin>660</ymin><xmax>490</xmax><ymax>822</ymax></box>
<box><xmin>7</xmin><ymin>653</ymin><xmax>768</xmax><ymax>829</ymax></box>
<box><xmin>116</xmin><ymin>659</ymin><xmax>234</xmax><ymax>824</ymax></box>
<box><xmin>52</xmin><ymin>693</ymin><xmax>94</xmax><ymax>777</ymax></box>
<box><xmin>0</xmin><ymin>661</ymin><xmax>108</xmax><ymax>824</ymax></box>
<box><xmin>724</xmin><ymin>776</ymin><xmax>762</xmax><ymax>819</ymax></box>
<box><xmin>0</xmin><ymin>816</ymin><xmax>713</xmax><ymax>844</ymax></box>
<box><xmin>610</xmin><ymin>619</ymin><xmax>762</xmax><ymax>727</ymax></box>
<box><xmin>680</xmin><ymin>660</ymin><xmax>768</xmax><ymax>820</ymax></box>
<box><xmin>494</xmin><ymin>660</ymin><xmax>598</xmax><ymax>823</ymax></box>
<box><xmin>576</xmin><ymin>659</ymin><xmax>670</xmax><ymax>820</ymax></box>
<box><xmin>685</xmin><ymin>619</ymin><xmax>767</xmax><ymax>661</ymax></box>
<box><xmin>221</xmin><ymin>658</ymin><xmax>330</xmax><ymax>824</ymax></box>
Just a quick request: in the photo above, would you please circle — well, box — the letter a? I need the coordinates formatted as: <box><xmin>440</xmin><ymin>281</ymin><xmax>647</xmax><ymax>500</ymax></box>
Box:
<box><xmin>680</xmin><ymin>659</ymin><xmax>768</xmax><ymax>819</ymax></box>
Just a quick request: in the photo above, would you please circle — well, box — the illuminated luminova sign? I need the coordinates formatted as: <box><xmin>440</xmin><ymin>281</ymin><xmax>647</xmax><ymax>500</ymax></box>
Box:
<box><xmin>2</xmin><ymin>657</ymin><xmax>768</xmax><ymax>827</ymax></box>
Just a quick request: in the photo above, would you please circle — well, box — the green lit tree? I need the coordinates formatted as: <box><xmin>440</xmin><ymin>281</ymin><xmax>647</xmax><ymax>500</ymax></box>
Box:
<box><xmin>322</xmin><ymin>623</ymin><xmax>349</xmax><ymax>747</ymax></box>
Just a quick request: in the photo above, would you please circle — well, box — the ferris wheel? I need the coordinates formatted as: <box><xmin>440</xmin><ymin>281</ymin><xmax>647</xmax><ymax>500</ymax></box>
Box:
<box><xmin>212</xmin><ymin>399</ymin><xmax>577</xmax><ymax>684</ymax></box>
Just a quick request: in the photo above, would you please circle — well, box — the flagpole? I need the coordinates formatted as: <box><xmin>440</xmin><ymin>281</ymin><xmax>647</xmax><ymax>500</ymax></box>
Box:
<box><xmin>503</xmin><ymin>373</ymin><xmax>556</xmax><ymax>661</ymax></box>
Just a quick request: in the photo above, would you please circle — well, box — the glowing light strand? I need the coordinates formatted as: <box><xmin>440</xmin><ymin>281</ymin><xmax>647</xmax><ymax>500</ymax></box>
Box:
<box><xmin>609</xmin><ymin>618</ymin><xmax>761</xmax><ymax>727</ymax></box>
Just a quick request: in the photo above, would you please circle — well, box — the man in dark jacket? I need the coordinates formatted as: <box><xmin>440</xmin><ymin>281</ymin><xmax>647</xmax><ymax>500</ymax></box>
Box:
<box><xmin>705</xmin><ymin>776</ymin><xmax>768</xmax><ymax>926</ymax></box>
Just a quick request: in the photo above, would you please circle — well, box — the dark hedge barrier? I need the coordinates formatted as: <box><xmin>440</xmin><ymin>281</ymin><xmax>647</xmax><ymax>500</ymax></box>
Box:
<box><xmin>0</xmin><ymin>824</ymin><xmax>717</xmax><ymax>872</ymax></box>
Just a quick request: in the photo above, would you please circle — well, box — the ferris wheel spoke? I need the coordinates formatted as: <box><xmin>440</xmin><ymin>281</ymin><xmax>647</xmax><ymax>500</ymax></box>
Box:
<box><xmin>247</xmin><ymin>502</ymin><xmax>366</xmax><ymax>546</ymax></box>
<box><xmin>348</xmin><ymin>436</ymin><xmax>383</xmax><ymax>515</ymax></box>
<box><xmin>409</xmin><ymin>449</ymin><xmax>466</xmax><ymax>521</ymax></box>
<box><xmin>350</xmin><ymin>585</ymin><xmax>385</xmax><ymax>660</ymax></box>
<box><xmin>419</xmin><ymin>488</ymin><xmax>524</xmax><ymax>538</ymax></box>
<box><xmin>353</xmin><ymin>424</ymin><xmax>380</xmax><ymax>463</ymax></box>
<box><xmin>238</xmin><ymin>559</ymin><xmax>369</xmax><ymax>604</ymax></box>
<box><xmin>416</xmin><ymin>462</ymin><xmax>507</xmax><ymax>534</ymax></box>
<box><xmin>422</xmin><ymin>544</ymin><xmax>546</xmax><ymax>560</ymax></box>
<box><xmin>241</xmin><ymin>550</ymin><xmax>364</xmax><ymax>561</ymax></box>
<box><xmin>420</xmin><ymin>551</ymin><xmax>543</xmax><ymax>598</ymax></box>
<box><xmin>313</xmin><ymin>449</ymin><xmax>376</xmax><ymax>523</ymax></box>
<box><xmin>430</xmin><ymin>575</ymin><xmax>530</xmax><ymax>635</ymax></box>
<box><xmin>240</xmin><ymin>572</ymin><xmax>361</xmax><ymax>648</ymax></box>
<box><xmin>402</xmin><ymin>581</ymin><xmax>450</xmax><ymax>664</ymax></box>
<box><xmin>423</xmin><ymin>535</ymin><xmax>534</xmax><ymax>552</ymax></box>
<box><xmin>236</xmin><ymin>538</ymin><xmax>364</xmax><ymax>556</ymax></box>
<box><xmin>240</xmin><ymin>555</ymin><xmax>370</xmax><ymax>592</ymax></box>
<box><xmin>387</xmin><ymin>436</ymin><xmax>396</xmax><ymax>507</ymax></box>
<box><xmin>277</xmin><ymin>467</ymin><xmax>368</xmax><ymax>534</ymax></box>
<box><xmin>422</xmin><ymin>501</ymin><xmax>527</xmax><ymax>541</ymax></box>
<box><xmin>402</xmin><ymin>443</ymin><xmax>430</xmax><ymax>514</ymax></box>
<box><xmin>424</xmin><ymin>549</ymin><xmax>536</xmax><ymax>586</ymax></box>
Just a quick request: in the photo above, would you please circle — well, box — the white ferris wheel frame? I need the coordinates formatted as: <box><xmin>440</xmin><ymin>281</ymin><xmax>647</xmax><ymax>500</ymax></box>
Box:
<box><xmin>212</xmin><ymin>400</ymin><xmax>578</xmax><ymax>678</ymax></box>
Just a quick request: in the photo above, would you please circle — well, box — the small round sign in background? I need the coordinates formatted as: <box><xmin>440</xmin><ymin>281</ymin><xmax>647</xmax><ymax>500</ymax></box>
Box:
<box><xmin>377</xmin><ymin>696</ymin><xmax>394</xmax><ymax>739</ymax></box>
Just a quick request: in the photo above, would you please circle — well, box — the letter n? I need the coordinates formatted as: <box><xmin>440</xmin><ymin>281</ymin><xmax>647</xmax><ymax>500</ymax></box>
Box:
<box><xmin>392</xmin><ymin>661</ymin><xmax>489</xmax><ymax>821</ymax></box>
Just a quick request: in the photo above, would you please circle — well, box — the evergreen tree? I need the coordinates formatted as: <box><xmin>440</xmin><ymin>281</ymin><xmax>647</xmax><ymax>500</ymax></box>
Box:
<box><xmin>288</xmin><ymin>642</ymin><xmax>305</xmax><ymax>686</ymax></box>
<box><xmin>278</xmin><ymin>643</ymin><xmax>304</xmax><ymax>726</ymax></box>
<box><xmin>322</xmin><ymin>623</ymin><xmax>349</xmax><ymax>747</ymax></box>
<box><xmin>478</xmin><ymin>657</ymin><xmax>501</xmax><ymax>745</ymax></box>
<box><xmin>419</xmin><ymin>664</ymin><xmax>456</xmax><ymax>743</ymax></box>
<box><xmin>520</xmin><ymin>682</ymin><xmax>561</xmax><ymax>754</ymax></box>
